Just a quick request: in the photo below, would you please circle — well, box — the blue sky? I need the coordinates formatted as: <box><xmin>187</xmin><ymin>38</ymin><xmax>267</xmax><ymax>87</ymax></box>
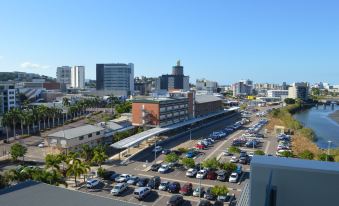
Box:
<box><xmin>0</xmin><ymin>0</ymin><xmax>339</xmax><ymax>84</ymax></box>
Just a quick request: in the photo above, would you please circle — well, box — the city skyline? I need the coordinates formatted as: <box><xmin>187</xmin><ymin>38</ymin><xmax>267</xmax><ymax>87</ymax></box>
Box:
<box><xmin>1</xmin><ymin>0</ymin><xmax>339</xmax><ymax>84</ymax></box>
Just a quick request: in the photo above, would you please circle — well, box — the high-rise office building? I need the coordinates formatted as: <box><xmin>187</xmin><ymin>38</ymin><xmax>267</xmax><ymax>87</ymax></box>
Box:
<box><xmin>96</xmin><ymin>63</ymin><xmax>134</xmax><ymax>97</ymax></box>
<box><xmin>56</xmin><ymin>66</ymin><xmax>71</xmax><ymax>86</ymax></box>
<box><xmin>288</xmin><ymin>82</ymin><xmax>309</xmax><ymax>100</ymax></box>
<box><xmin>71</xmin><ymin>66</ymin><xmax>85</xmax><ymax>89</ymax></box>
<box><xmin>196</xmin><ymin>79</ymin><xmax>218</xmax><ymax>94</ymax></box>
<box><xmin>0</xmin><ymin>83</ymin><xmax>17</xmax><ymax>115</ymax></box>
<box><xmin>157</xmin><ymin>61</ymin><xmax>189</xmax><ymax>92</ymax></box>
<box><xmin>232</xmin><ymin>79</ymin><xmax>253</xmax><ymax>97</ymax></box>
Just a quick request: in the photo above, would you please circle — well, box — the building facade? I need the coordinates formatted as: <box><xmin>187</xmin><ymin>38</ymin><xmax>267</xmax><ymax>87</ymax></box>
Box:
<box><xmin>56</xmin><ymin>66</ymin><xmax>72</xmax><ymax>87</ymax></box>
<box><xmin>132</xmin><ymin>97</ymin><xmax>190</xmax><ymax>127</ymax></box>
<box><xmin>267</xmin><ymin>90</ymin><xmax>289</xmax><ymax>99</ymax></box>
<box><xmin>196</xmin><ymin>79</ymin><xmax>218</xmax><ymax>94</ymax></box>
<box><xmin>46</xmin><ymin>124</ymin><xmax>105</xmax><ymax>152</ymax></box>
<box><xmin>157</xmin><ymin>61</ymin><xmax>189</xmax><ymax>92</ymax></box>
<box><xmin>0</xmin><ymin>83</ymin><xmax>17</xmax><ymax>115</ymax></box>
<box><xmin>288</xmin><ymin>82</ymin><xmax>309</xmax><ymax>100</ymax></box>
<box><xmin>233</xmin><ymin>80</ymin><xmax>253</xmax><ymax>97</ymax></box>
<box><xmin>195</xmin><ymin>95</ymin><xmax>223</xmax><ymax>117</ymax></box>
<box><xmin>96</xmin><ymin>63</ymin><xmax>134</xmax><ymax>97</ymax></box>
<box><xmin>71</xmin><ymin>66</ymin><xmax>85</xmax><ymax>89</ymax></box>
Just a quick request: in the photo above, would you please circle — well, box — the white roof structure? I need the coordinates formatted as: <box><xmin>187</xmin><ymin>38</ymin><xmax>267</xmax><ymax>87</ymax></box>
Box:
<box><xmin>48</xmin><ymin>125</ymin><xmax>104</xmax><ymax>140</ymax></box>
<box><xmin>111</xmin><ymin>108</ymin><xmax>238</xmax><ymax>149</ymax></box>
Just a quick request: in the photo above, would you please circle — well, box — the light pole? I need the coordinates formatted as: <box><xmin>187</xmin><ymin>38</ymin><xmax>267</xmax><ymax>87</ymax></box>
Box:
<box><xmin>154</xmin><ymin>138</ymin><xmax>157</xmax><ymax>163</ymax></box>
<box><xmin>189</xmin><ymin>126</ymin><xmax>192</xmax><ymax>141</ymax></box>
<box><xmin>327</xmin><ymin>140</ymin><xmax>332</xmax><ymax>161</ymax></box>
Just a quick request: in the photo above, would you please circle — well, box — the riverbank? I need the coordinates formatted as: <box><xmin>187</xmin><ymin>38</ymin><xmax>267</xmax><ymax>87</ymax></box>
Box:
<box><xmin>329</xmin><ymin>110</ymin><xmax>339</xmax><ymax>125</ymax></box>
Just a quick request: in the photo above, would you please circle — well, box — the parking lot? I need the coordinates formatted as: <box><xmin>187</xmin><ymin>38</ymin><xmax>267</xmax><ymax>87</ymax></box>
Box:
<box><xmin>75</xmin><ymin>107</ymin><xmax>280</xmax><ymax>206</ymax></box>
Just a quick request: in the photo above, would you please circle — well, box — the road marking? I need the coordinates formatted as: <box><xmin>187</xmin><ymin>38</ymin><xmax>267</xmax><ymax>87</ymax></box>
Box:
<box><xmin>152</xmin><ymin>195</ymin><xmax>164</xmax><ymax>206</ymax></box>
<box><xmin>265</xmin><ymin>140</ymin><xmax>271</xmax><ymax>154</ymax></box>
<box><xmin>206</xmin><ymin>130</ymin><xmax>242</xmax><ymax>159</ymax></box>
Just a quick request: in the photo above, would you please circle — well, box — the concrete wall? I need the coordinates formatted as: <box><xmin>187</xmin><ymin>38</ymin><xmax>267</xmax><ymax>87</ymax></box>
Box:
<box><xmin>132</xmin><ymin>102</ymin><xmax>160</xmax><ymax>126</ymax></box>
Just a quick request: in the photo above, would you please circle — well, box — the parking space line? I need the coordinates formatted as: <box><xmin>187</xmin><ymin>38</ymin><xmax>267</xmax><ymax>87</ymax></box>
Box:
<box><xmin>265</xmin><ymin>140</ymin><xmax>271</xmax><ymax>154</ymax></box>
<box><xmin>152</xmin><ymin>195</ymin><xmax>164</xmax><ymax>206</ymax></box>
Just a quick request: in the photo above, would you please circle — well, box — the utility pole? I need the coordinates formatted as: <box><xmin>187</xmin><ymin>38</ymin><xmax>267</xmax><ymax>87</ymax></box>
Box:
<box><xmin>327</xmin><ymin>140</ymin><xmax>332</xmax><ymax>161</ymax></box>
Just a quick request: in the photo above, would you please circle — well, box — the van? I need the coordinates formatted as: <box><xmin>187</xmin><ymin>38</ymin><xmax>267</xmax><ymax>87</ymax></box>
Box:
<box><xmin>133</xmin><ymin>187</ymin><xmax>151</xmax><ymax>200</ymax></box>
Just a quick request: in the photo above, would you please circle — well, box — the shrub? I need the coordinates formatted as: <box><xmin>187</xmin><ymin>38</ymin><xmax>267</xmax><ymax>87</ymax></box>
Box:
<box><xmin>254</xmin><ymin>150</ymin><xmax>265</xmax><ymax>155</ymax></box>
<box><xmin>228</xmin><ymin>146</ymin><xmax>241</xmax><ymax>154</ymax></box>
<box><xmin>299</xmin><ymin>150</ymin><xmax>314</xmax><ymax>160</ymax></box>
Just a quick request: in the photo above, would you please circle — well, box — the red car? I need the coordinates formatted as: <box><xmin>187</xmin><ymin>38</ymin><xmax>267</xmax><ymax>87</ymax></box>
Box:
<box><xmin>180</xmin><ymin>183</ymin><xmax>193</xmax><ymax>195</ymax></box>
<box><xmin>206</xmin><ymin>171</ymin><xmax>217</xmax><ymax>180</ymax></box>
<box><xmin>195</xmin><ymin>144</ymin><xmax>206</xmax><ymax>150</ymax></box>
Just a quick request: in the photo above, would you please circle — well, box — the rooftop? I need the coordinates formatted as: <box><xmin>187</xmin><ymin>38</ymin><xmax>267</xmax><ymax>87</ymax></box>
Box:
<box><xmin>48</xmin><ymin>124</ymin><xmax>104</xmax><ymax>139</ymax></box>
<box><xmin>132</xmin><ymin>96</ymin><xmax>187</xmax><ymax>103</ymax></box>
<box><xmin>195</xmin><ymin>95</ymin><xmax>222</xmax><ymax>104</ymax></box>
<box><xmin>251</xmin><ymin>155</ymin><xmax>339</xmax><ymax>174</ymax></box>
<box><xmin>0</xmin><ymin>181</ymin><xmax>138</xmax><ymax>206</ymax></box>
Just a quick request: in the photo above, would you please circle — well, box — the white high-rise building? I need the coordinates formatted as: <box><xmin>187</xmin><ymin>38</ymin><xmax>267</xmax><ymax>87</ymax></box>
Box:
<box><xmin>71</xmin><ymin>66</ymin><xmax>85</xmax><ymax>89</ymax></box>
<box><xmin>56</xmin><ymin>66</ymin><xmax>72</xmax><ymax>87</ymax></box>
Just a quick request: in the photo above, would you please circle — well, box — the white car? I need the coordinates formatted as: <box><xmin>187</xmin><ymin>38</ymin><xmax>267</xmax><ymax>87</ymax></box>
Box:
<box><xmin>229</xmin><ymin>172</ymin><xmax>239</xmax><ymax>183</ymax></box>
<box><xmin>38</xmin><ymin>142</ymin><xmax>44</xmax><ymax>148</ymax></box>
<box><xmin>186</xmin><ymin>168</ymin><xmax>198</xmax><ymax>177</ymax></box>
<box><xmin>158</xmin><ymin>164</ymin><xmax>170</xmax><ymax>173</ymax></box>
<box><xmin>196</xmin><ymin>169</ymin><xmax>207</xmax><ymax>179</ymax></box>
<box><xmin>230</xmin><ymin>156</ymin><xmax>239</xmax><ymax>163</ymax></box>
<box><xmin>152</xmin><ymin>146</ymin><xmax>163</xmax><ymax>153</ymax></box>
<box><xmin>111</xmin><ymin>183</ymin><xmax>128</xmax><ymax>196</ymax></box>
<box><xmin>159</xmin><ymin>181</ymin><xmax>170</xmax><ymax>191</ymax></box>
<box><xmin>115</xmin><ymin>174</ymin><xmax>131</xmax><ymax>183</ymax></box>
<box><xmin>86</xmin><ymin>179</ymin><xmax>100</xmax><ymax>188</ymax></box>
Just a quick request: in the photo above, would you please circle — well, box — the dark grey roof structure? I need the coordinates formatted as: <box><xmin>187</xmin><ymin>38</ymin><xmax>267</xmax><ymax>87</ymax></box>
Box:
<box><xmin>195</xmin><ymin>95</ymin><xmax>222</xmax><ymax>104</ymax></box>
<box><xmin>0</xmin><ymin>181</ymin><xmax>138</xmax><ymax>206</ymax></box>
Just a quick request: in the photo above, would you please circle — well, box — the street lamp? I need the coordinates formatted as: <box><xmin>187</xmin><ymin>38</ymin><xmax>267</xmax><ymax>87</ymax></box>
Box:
<box><xmin>327</xmin><ymin>140</ymin><xmax>332</xmax><ymax>161</ymax></box>
<box><xmin>154</xmin><ymin>137</ymin><xmax>157</xmax><ymax>163</ymax></box>
<box><xmin>189</xmin><ymin>126</ymin><xmax>192</xmax><ymax>141</ymax></box>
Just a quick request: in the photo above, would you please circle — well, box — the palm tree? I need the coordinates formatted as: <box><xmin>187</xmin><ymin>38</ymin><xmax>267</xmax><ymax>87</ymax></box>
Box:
<box><xmin>62</xmin><ymin>97</ymin><xmax>70</xmax><ymax>107</ymax></box>
<box><xmin>7</xmin><ymin>108</ymin><xmax>21</xmax><ymax>139</ymax></box>
<box><xmin>91</xmin><ymin>145</ymin><xmax>108</xmax><ymax>168</ymax></box>
<box><xmin>2</xmin><ymin>112</ymin><xmax>11</xmax><ymax>142</ymax></box>
<box><xmin>107</xmin><ymin>94</ymin><xmax>118</xmax><ymax>114</ymax></box>
<box><xmin>37</xmin><ymin>105</ymin><xmax>48</xmax><ymax>130</ymax></box>
<box><xmin>23</xmin><ymin>110</ymin><xmax>33</xmax><ymax>136</ymax></box>
<box><xmin>45</xmin><ymin>154</ymin><xmax>62</xmax><ymax>172</ymax></box>
<box><xmin>80</xmin><ymin>145</ymin><xmax>94</xmax><ymax>162</ymax></box>
<box><xmin>66</xmin><ymin>158</ymin><xmax>90</xmax><ymax>187</ymax></box>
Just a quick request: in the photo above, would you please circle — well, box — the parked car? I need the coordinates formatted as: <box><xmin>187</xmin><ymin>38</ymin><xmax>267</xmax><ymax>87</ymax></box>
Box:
<box><xmin>159</xmin><ymin>181</ymin><xmax>170</xmax><ymax>191</ymax></box>
<box><xmin>152</xmin><ymin>146</ymin><xmax>163</xmax><ymax>153</ymax></box>
<box><xmin>102</xmin><ymin>170</ymin><xmax>116</xmax><ymax>180</ymax></box>
<box><xmin>196</xmin><ymin>144</ymin><xmax>207</xmax><ymax>150</ymax></box>
<box><xmin>206</xmin><ymin>171</ymin><xmax>217</xmax><ymax>180</ymax></box>
<box><xmin>162</xmin><ymin>149</ymin><xmax>171</xmax><ymax>155</ymax></box>
<box><xmin>168</xmin><ymin>182</ymin><xmax>181</xmax><ymax>193</ymax></box>
<box><xmin>134</xmin><ymin>187</ymin><xmax>151</xmax><ymax>200</ymax></box>
<box><xmin>127</xmin><ymin>176</ymin><xmax>140</xmax><ymax>185</ymax></box>
<box><xmin>229</xmin><ymin>172</ymin><xmax>239</xmax><ymax>183</ymax></box>
<box><xmin>38</xmin><ymin>142</ymin><xmax>44</xmax><ymax>148</ymax></box>
<box><xmin>150</xmin><ymin>163</ymin><xmax>161</xmax><ymax>172</ymax></box>
<box><xmin>204</xmin><ymin>187</ymin><xmax>216</xmax><ymax>200</ymax></box>
<box><xmin>110</xmin><ymin>173</ymin><xmax>120</xmax><ymax>181</ymax></box>
<box><xmin>158</xmin><ymin>164</ymin><xmax>170</xmax><ymax>173</ymax></box>
<box><xmin>239</xmin><ymin>156</ymin><xmax>249</xmax><ymax>164</ymax></box>
<box><xmin>185</xmin><ymin>150</ymin><xmax>198</xmax><ymax>158</ymax></box>
<box><xmin>186</xmin><ymin>168</ymin><xmax>198</xmax><ymax>177</ymax></box>
<box><xmin>179</xmin><ymin>183</ymin><xmax>193</xmax><ymax>195</ymax></box>
<box><xmin>111</xmin><ymin>182</ymin><xmax>128</xmax><ymax>196</ymax></box>
<box><xmin>216</xmin><ymin>170</ymin><xmax>229</xmax><ymax>182</ymax></box>
<box><xmin>86</xmin><ymin>179</ymin><xmax>100</xmax><ymax>188</ymax></box>
<box><xmin>115</xmin><ymin>174</ymin><xmax>131</xmax><ymax>183</ymax></box>
<box><xmin>196</xmin><ymin>169</ymin><xmax>207</xmax><ymax>179</ymax></box>
<box><xmin>230</xmin><ymin>156</ymin><xmax>239</xmax><ymax>163</ymax></box>
<box><xmin>167</xmin><ymin>195</ymin><xmax>184</xmax><ymax>206</ymax></box>
<box><xmin>193</xmin><ymin>186</ymin><xmax>205</xmax><ymax>197</ymax></box>
<box><xmin>136</xmin><ymin>178</ymin><xmax>149</xmax><ymax>187</ymax></box>
<box><xmin>235</xmin><ymin>165</ymin><xmax>243</xmax><ymax>175</ymax></box>
<box><xmin>147</xmin><ymin>176</ymin><xmax>161</xmax><ymax>189</ymax></box>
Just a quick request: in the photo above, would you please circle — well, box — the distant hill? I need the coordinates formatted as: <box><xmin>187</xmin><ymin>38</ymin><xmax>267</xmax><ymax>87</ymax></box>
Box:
<box><xmin>0</xmin><ymin>71</ymin><xmax>55</xmax><ymax>82</ymax></box>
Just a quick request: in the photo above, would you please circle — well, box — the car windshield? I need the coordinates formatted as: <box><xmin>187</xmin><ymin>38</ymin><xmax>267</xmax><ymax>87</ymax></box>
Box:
<box><xmin>231</xmin><ymin>174</ymin><xmax>237</xmax><ymax>178</ymax></box>
<box><xmin>160</xmin><ymin>182</ymin><xmax>167</xmax><ymax>186</ymax></box>
<box><xmin>114</xmin><ymin>185</ymin><xmax>121</xmax><ymax>189</ymax></box>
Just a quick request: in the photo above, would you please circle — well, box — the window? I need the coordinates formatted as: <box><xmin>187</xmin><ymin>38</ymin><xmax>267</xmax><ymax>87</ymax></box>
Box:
<box><xmin>88</xmin><ymin>133</ymin><xmax>92</xmax><ymax>138</ymax></box>
<box><xmin>96</xmin><ymin>131</ymin><xmax>101</xmax><ymax>135</ymax></box>
<box><xmin>79</xmin><ymin>136</ymin><xmax>84</xmax><ymax>140</ymax></box>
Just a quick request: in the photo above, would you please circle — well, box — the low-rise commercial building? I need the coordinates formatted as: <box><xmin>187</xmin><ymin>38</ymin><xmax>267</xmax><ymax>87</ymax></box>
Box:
<box><xmin>132</xmin><ymin>97</ymin><xmax>190</xmax><ymax>127</ymax></box>
<box><xmin>195</xmin><ymin>95</ymin><xmax>223</xmax><ymax>117</ymax></box>
<box><xmin>267</xmin><ymin>90</ymin><xmax>288</xmax><ymax>99</ymax></box>
<box><xmin>196</xmin><ymin>79</ymin><xmax>218</xmax><ymax>94</ymax></box>
<box><xmin>46</xmin><ymin>124</ymin><xmax>105</xmax><ymax>152</ymax></box>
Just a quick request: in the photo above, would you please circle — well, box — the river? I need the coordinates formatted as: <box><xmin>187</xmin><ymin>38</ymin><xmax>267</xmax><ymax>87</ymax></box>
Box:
<box><xmin>293</xmin><ymin>104</ymin><xmax>339</xmax><ymax>148</ymax></box>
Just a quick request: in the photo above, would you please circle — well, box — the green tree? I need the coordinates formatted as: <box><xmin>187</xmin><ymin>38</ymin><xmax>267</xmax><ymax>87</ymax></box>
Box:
<box><xmin>228</xmin><ymin>146</ymin><xmax>241</xmax><ymax>154</ymax></box>
<box><xmin>219</xmin><ymin>162</ymin><xmax>237</xmax><ymax>173</ymax></box>
<box><xmin>299</xmin><ymin>150</ymin><xmax>314</xmax><ymax>160</ymax></box>
<box><xmin>10</xmin><ymin>143</ymin><xmax>27</xmax><ymax>161</ymax></box>
<box><xmin>211</xmin><ymin>185</ymin><xmax>229</xmax><ymax>197</ymax></box>
<box><xmin>164</xmin><ymin>153</ymin><xmax>179</xmax><ymax>163</ymax></box>
<box><xmin>284</xmin><ymin>98</ymin><xmax>296</xmax><ymax>105</ymax></box>
<box><xmin>0</xmin><ymin>174</ymin><xmax>9</xmax><ymax>189</ymax></box>
<box><xmin>177</xmin><ymin>147</ymin><xmax>189</xmax><ymax>154</ymax></box>
<box><xmin>311</xmin><ymin>88</ymin><xmax>320</xmax><ymax>96</ymax></box>
<box><xmin>80</xmin><ymin>145</ymin><xmax>94</xmax><ymax>162</ymax></box>
<box><xmin>254</xmin><ymin>150</ymin><xmax>265</xmax><ymax>155</ymax></box>
<box><xmin>181</xmin><ymin>158</ymin><xmax>195</xmax><ymax>169</ymax></box>
<box><xmin>280</xmin><ymin>151</ymin><xmax>294</xmax><ymax>158</ymax></box>
<box><xmin>66</xmin><ymin>158</ymin><xmax>90</xmax><ymax>187</ymax></box>
<box><xmin>91</xmin><ymin>145</ymin><xmax>108</xmax><ymax>168</ymax></box>
<box><xmin>318</xmin><ymin>153</ymin><xmax>334</xmax><ymax>162</ymax></box>
<box><xmin>7</xmin><ymin>108</ymin><xmax>22</xmax><ymax>139</ymax></box>
<box><xmin>202</xmin><ymin>157</ymin><xmax>220</xmax><ymax>170</ymax></box>
<box><xmin>45</xmin><ymin>154</ymin><xmax>62</xmax><ymax>171</ymax></box>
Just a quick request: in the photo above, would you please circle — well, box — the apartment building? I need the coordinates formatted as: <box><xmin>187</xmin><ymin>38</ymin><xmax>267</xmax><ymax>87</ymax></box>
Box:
<box><xmin>71</xmin><ymin>66</ymin><xmax>85</xmax><ymax>89</ymax></box>
<box><xmin>0</xmin><ymin>83</ymin><xmax>17</xmax><ymax>115</ymax></box>
<box><xmin>56</xmin><ymin>66</ymin><xmax>72</xmax><ymax>87</ymax></box>
<box><xmin>288</xmin><ymin>82</ymin><xmax>309</xmax><ymax>100</ymax></box>
<box><xmin>267</xmin><ymin>90</ymin><xmax>289</xmax><ymax>99</ymax></box>
<box><xmin>196</xmin><ymin>79</ymin><xmax>218</xmax><ymax>94</ymax></box>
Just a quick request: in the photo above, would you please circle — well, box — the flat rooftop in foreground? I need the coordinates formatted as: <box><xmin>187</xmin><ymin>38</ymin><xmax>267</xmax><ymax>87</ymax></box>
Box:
<box><xmin>0</xmin><ymin>181</ymin><xmax>138</xmax><ymax>206</ymax></box>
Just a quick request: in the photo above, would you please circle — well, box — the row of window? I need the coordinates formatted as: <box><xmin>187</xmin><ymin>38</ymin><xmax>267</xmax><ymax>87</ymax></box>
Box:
<box><xmin>78</xmin><ymin>131</ymin><xmax>101</xmax><ymax>141</ymax></box>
